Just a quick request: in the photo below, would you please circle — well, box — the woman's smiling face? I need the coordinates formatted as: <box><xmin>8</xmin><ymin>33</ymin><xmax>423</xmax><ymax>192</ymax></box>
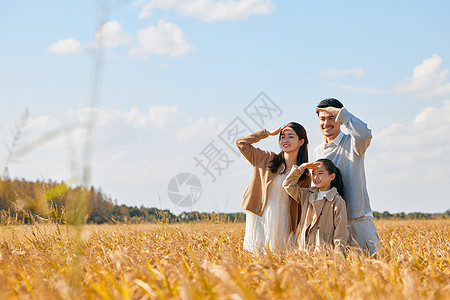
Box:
<box><xmin>279</xmin><ymin>127</ymin><xmax>304</xmax><ymax>153</ymax></box>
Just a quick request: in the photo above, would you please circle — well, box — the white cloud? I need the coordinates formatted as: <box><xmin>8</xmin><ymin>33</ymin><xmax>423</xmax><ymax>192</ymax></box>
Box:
<box><xmin>334</xmin><ymin>84</ymin><xmax>385</xmax><ymax>94</ymax></box>
<box><xmin>393</xmin><ymin>54</ymin><xmax>450</xmax><ymax>98</ymax></box>
<box><xmin>176</xmin><ymin>117</ymin><xmax>227</xmax><ymax>142</ymax></box>
<box><xmin>48</xmin><ymin>20</ymin><xmax>192</xmax><ymax>59</ymax></box>
<box><xmin>47</xmin><ymin>38</ymin><xmax>82</xmax><ymax>55</ymax></box>
<box><xmin>65</xmin><ymin>106</ymin><xmax>181</xmax><ymax>130</ymax></box>
<box><xmin>321</xmin><ymin>68</ymin><xmax>384</xmax><ymax>95</ymax></box>
<box><xmin>321</xmin><ymin>68</ymin><xmax>364</xmax><ymax>78</ymax></box>
<box><xmin>129</xmin><ymin>19</ymin><xmax>192</xmax><ymax>57</ymax></box>
<box><xmin>135</xmin><ymin>0</ymin><xmax>274</xmax><ymax>22</ymax></box>
<box><xmin>48</xmin><ymin>21</ymin><xmax>130</xmax><ymax>56</ymax></box>
<box><xmin>373</xmin><ymin>100</ymin><xmax>450</xmax><ymax>167</ymax></box>
<box><xmin>26</xmin><ymin>114</ymin><xmax>62</xmax><ymax>131</ymax></box>
<box><xmin>368</xmin><ymin>99</ymin><xmax>450</xmax><ymax>213</ymax></box>
<box><xmin>149</xmin><ymin>105</ymin><xmax>181</xmax><ymax>128</ymax></box>
<box><xmin>90</xmin><ymin>21</ymin><xmax>131</xmax><ymax>49</ymax></box>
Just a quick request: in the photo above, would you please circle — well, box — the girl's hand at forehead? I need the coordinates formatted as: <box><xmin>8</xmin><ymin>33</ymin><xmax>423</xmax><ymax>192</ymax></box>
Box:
<box><xmin>295</xmin><ymin>161</ymin><xmax>321</xmax><ymax>171</ymax></box>
<box><xmin>268</xmin><ymin>125</ymin><xmax>288</xmax><ymax>136</ymax></box>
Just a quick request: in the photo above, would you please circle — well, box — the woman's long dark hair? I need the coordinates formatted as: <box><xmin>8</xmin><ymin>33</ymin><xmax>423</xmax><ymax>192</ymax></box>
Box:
<box><xmin>269</xmin><ymin>122</ymin><xmax>309</xmax><ymax>181</ymax></box>
<box><xmin>316</xmin><ymin>158</ymin><xmax>345</xmax><ymax>197</ymax></box>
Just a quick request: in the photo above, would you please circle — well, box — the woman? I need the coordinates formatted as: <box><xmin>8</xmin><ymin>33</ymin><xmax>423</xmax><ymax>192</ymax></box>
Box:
<box><xmin>236</xmin><ymin>122</ymin><xmax>311</xmax><ymax>253</ymax></box>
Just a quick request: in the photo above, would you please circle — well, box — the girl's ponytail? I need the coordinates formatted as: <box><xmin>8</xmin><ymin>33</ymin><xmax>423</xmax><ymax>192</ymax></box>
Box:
<box><xmin>331</xmin><ymin>165</ymin><xmax>345</xmax><ymax>198</ymax></box>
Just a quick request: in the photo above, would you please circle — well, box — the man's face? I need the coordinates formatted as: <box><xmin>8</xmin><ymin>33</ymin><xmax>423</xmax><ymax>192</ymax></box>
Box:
<box><xmin>318</xmin><ymin>110</ymin><xmax>341</xmax><ymax>140</ymax></box>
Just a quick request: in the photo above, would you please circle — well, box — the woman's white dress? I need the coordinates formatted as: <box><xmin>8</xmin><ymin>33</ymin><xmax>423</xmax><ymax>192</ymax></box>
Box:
<box><xmin>243</xmin><ymin>171</ymin><xmax>292</xmax><ymax>253</ymax></box>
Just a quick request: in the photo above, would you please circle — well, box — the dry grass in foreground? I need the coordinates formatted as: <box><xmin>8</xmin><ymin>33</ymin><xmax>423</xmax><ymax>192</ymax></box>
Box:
<box><xmin>0</xmin><ymin>220</ymin><xmax>449</xmax><ymax>299</ymax></box>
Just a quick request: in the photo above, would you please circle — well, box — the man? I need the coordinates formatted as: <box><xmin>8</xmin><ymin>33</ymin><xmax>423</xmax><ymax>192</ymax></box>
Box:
<box><xmin>313</xmin><ymin>98</ymin><xmax>380</xmax><ymax>255</ymax></box>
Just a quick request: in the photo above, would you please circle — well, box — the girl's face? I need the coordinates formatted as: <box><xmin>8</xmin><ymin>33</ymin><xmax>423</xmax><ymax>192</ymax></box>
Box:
<box><xmin>279</xmin><ymin>127</ymin><xmax>304</xmax><ymax>154</ymax></box>
<box><xmin>312</xmin><ymin>162</ymin><xmax>335</xmax><ymax>191</ymax></box>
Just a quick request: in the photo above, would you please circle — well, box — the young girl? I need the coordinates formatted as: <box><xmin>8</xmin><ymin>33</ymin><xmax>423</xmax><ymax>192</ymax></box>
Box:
<box><xmin>236</xmin><ymin>123</ymin><xmax>311</xmax><ymax>253</ymax></box>
<box><xmin>282</xmin><ymin>158</ymin><xmax>348</xmax><ymax>252</ymax></box>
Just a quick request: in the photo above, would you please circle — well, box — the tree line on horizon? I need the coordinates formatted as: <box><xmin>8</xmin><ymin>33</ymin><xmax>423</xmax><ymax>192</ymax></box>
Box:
<box><xmin>0</xmin><ymin>177</ymin><xmax>246</xmax><ymax>224</ymax></box>
<box><xmin>0</xmin><ymin>177</ymin><xmax>448</xmax><ymax>224</ymax></box>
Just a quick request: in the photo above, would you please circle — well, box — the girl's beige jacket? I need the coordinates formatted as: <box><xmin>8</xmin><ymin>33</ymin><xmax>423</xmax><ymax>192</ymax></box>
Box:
<box><xmin>283</xmin><ymin>167</ymin><xmax>349</xmax><ymax>251</ymax></box>
<box><xmin>236</xmin><ymin>129</ymin><xmax>311</xmax><ymax>234</ymax></box>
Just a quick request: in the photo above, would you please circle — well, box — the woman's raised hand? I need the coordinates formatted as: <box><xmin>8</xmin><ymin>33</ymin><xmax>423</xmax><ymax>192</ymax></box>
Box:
<box><xmin>268</xmin><ymin>125</ymin><xmax>288</xmax><ymax>136</ymax></box>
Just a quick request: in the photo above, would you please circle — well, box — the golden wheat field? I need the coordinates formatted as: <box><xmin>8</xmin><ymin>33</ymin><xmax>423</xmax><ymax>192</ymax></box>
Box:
<box><xmin>0</xmin><ymin>220</ymin><xmax>449</xmax><ymax>300</ymax></box>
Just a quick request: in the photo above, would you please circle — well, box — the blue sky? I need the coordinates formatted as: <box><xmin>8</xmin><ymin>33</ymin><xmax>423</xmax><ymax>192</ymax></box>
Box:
<box><xmin>1</xmin><ymin>0</ymin><xmax>449</xmax><ymax>214</ymax></box>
